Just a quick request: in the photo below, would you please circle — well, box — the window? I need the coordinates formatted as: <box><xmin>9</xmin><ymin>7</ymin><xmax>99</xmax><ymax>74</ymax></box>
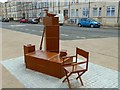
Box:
<box><xmin>98</xmin><ymin>7</ymin><xmax>102</xmax><ymax>16</ymax></box>
<box><xmin>59</xmin><ymin>10</ymin><xmax>60</xmax><ymax>13</ymax></box>
<box><xmin>64</xmin><ymin>0</ymin><xmax>68</xmax><ymax>5</ymax></box>
<box><xmin>93</xmin><ymin>7</ymin><xmax>102</xmax><ymax>16</ymax></box>
<box><xmin>54</xmin><ymin>2</ymin><xmax>57</xmax><ymax>6</ymax></box>
<box><xmin>64</xmin><ymin>9</ymin><xmax>68</xmax><ymax>16</ymax></box>
<box><xmin>71</xmin><ymin>9</ymin><xmax>75</xmax><ymax>17</ymax></box>
<box><xmin>55</xmin><ymin>10</ymin><xmax>57</xmax><ymax>14</ymax></box>
<box><xmin>72</xmin><ymin>0</ymin><xmax>75</xmax><ymax>4</ymax></box>
<box><xmin>106</xmin><ymin>6</ymin><xmax>115</xmax><ymax>16</ymax></box>
<box><xmin>76</xmin><ymin>0</ymin><xmax>79</xmax><ymax>3</ymax></box>
<box><xmin>83</xmin><ymin>7</ymin><xmax>89</xmax><ymax>17</ymax></box>
<box><xmin>64</xmin><ymin>2</ymin><xmax>67</xmax><ymax>6</ymax></box>
<box><xmin>33</xmin><ymin>13</ymin><xmax>36</xmax><ymax>17</ymax></box>
<box><xmin>76</xmin><ymin>9</ymin><xmax>79</xmax><ymax>17</ymax></box>
<box><xmin>45</xmin><ymin>2</ymin><xmax>49</xmax><ymax>7</ymax></box>
<box><xmin>29</xmin><ymin>4</ymin><xmax>32</xmax><ymax>9</ymax></box>
<box><xmin>44</xmin><ymin>2</ymin><xmax>48</xmax><ymax>7</ymax></box>
<box><xmin>50</xmin><ymin>2</ymin><xmax>53</xmax><ymax>7</ymax></box>
<box><xmin>93</xmin><ymin>7</ymin><xmax>97</xmax><ymax>16</ymax></box>
<box><xmin>41</xmin><ymin>2</ymin><xmax>43</xmax><ymax>8</ymax></box>
<box><xmin>38</xmin><ymin>3</ymin><xmax>41</xmax><ymax>8</ymax></box>
<box><xmin>58</xmin><ymin>2</ymin><xmax>60</xmax><ymax>7</ymax></box>
<box><xmin>42</xmin><ymin>2</ymin><xmax>46</xmax><ymax>7</ymax></box>
<box><xmin>85</xmin><ymin>0</ymin><xmax>89</xmax><ymax>2</ymax></box>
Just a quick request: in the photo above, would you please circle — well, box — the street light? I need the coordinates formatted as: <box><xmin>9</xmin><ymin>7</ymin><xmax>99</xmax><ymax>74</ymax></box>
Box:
<box><xmin>88</xmin><ymin>0</ymin><xmax>90</xmax><ymax>18</ymax></box>
<box><xmin>58</xmin><ymin>0</ymin><xmax>60</xmax><ymax>14</ymax></box>
<box><xmin>117</xmin><ymin>1</ymin><xmax>120</xmax><ymax>27</ymax></box>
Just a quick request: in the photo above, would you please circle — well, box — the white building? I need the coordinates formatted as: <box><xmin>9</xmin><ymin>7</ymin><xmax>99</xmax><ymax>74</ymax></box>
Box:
<box><xmin>1</xmin><ymin>0</ymin><xmax>120</xmax><ymax>26</ymax></box>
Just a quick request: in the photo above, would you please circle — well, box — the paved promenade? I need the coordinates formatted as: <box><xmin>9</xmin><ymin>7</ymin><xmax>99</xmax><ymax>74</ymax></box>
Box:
<box><xmin>0</xmin><ymin>28</ymin><xmax>118</xmax><ymax>88</ymax></box>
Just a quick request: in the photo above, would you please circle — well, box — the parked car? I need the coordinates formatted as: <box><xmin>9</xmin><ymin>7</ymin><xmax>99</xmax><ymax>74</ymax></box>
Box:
<box><xmin>55</xmin><ymin>14</ymin><xmax>64</xmax><ymax>25</ymax></box>
<box><xmin>78</xmin><ymin>18</ymin><xmax>101</xmax><ymax>28</ymax></box>
<box><xmin>28</xmin><ymin>18</ymin><xmax>38</xmax><ymax>24</ymax></box>
<box><xmin>2</xmin><ymin>18</ymin><xmax>9</xmax><ymax>22</ymax></box>
<box><xmin>19</xmin><ymin>19</ymin><xmax>28</xmax><ymax>23</ymax></box>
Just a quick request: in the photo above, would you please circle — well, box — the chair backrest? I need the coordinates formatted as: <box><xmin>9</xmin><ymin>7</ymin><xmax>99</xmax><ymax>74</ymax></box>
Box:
<box><xmin>75</xmin><ymin>47</ymin><xmax>89</xmax><ymax>70</ymax></box>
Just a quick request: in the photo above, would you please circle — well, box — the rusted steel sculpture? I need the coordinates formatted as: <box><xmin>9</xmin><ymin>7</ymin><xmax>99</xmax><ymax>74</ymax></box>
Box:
<box><xmin>24</xmin><ymin>10</ymin><xmax>67</xmax><ymax>78</ymax></box>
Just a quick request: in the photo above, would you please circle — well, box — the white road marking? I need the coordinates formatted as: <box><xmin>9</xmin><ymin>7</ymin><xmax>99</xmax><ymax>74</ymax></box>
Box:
<box><xmin>80</xmin><ymin>37</ymin><xmax>86</xmax><ymax>39</ymax></box>
<box><xmin>20</xmin><ymin>28</ymin><xmax>23</xmax><ymax>30</ymax></box>
<box><xmin>10</xmin><ymin>25</ymin><xmax>26</xmax><ymax>27</ymax></box>
<box><xmin>14</xmin><ymin>28</ymin><xmax>19</xmax><ymax>30</ymax></box>
<box><xmin>35</xmin><ymin>24</ymin><xmax>43</xmax><ymax>26</ymax></box>
<box><xmin>61</xmin><ymin>34</ymin><xmax>69</xmax><ymax>36</ymax></box>
<box><xmin>76</xmin><ymin>36</ymin><xmax>86</xmax><ymax>39</ymax></box>
<box><xmin>31</xmin><ymin>30</ymin><xmax>36</xmax><ymax>31</ymax></box>
<box><xmin>76</xmin><ymin>36</ymin><xmax>81</xmax><ymax>38</ymax></box>
<box><xmin>25</xmin><ymin>29</ymin><xmax>29</xmax><ymax>31</ymax></box>
<box><xmin>40</xmin><ymin>31</ymin><xmax>43</xmax><ymax>33</ymax></box>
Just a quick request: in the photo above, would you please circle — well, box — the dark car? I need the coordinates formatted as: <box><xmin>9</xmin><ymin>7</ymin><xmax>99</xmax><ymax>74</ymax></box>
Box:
<box><xmin>2</xmin><ymin>18</ymin><xmax>9</xmax><ymax>22</ymax></box>
<box><xmin>28</xmin><ymin>19</ymin><xmax>38</xmax><ymax>24</ymax></box>
<box><xmin>19</xmin><ymin>19</ymin><xmax>28</xmax><ymax>23</ymax></box>
<box><xmin>78</xmin><ymin>18</ymin><xmax>101</xmax><ymax>28</ymax></box>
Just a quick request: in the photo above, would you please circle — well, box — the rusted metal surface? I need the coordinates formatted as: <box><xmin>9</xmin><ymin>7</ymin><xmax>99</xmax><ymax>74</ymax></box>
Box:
<box><xmin>24</xmin><ymin>11</ymin><xmax>66</xmax><ymax>78</ymax></box>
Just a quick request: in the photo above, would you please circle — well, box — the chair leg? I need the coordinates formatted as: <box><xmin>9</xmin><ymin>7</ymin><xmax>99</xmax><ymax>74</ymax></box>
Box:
<box><xmin>76</xmin><ymin>71</ymin><xmax>85</xmax><ymax>79</ymax></box>
<box><xmin>79</xmin><ymin>76</ymin><xmax>84</xmax><ymax>86</ymax></box>
<box><xmin>66</xmin><ymin>75</ymin><xmax>71</xmax><ymax>89</ymax></box>
<box><xmin>63</xmin><ymin>69</ymin><xmax>71</xmax><ymax>89</ymax></box>
<box><xmin>62</xmin><ymin>77</ymin><xmax>67</xmax><ymax>82</ymax></box>
<box><xmin>63</xmin><ymin>73</ymin><xmax>72</xmax><ymax>82</ymax></box>
<box><xmin>77</xmin><ymin>73</ymin><xmax>84</xmax><ymax>86</ymax></box>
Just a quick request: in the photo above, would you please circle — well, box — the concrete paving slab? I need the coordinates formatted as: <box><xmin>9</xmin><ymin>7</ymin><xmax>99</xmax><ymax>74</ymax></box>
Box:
<box><xmin>2</xmin><ymin>65</ymin><xmax>25</xmax><ymax>88</ymax></box>
<box><xmin>1</xmin><ymin>56</ymin><xmax>118</xmax><ymax>88</ymax></box>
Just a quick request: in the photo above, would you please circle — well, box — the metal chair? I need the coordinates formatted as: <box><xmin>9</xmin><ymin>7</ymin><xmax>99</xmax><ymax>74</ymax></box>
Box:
<box><xmin>62</xmin><ymin>47</ymin><xmax>89</xmax><ymax>89</ymax></box>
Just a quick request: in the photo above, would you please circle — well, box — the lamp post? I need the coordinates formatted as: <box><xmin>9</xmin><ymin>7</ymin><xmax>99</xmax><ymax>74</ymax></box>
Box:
<box><xmin>117</xmin><ymin>1</ymin><xmax>120</xmax><ymax>27</ymax></box>
<box><xmin>69</xmin><ymin>0</ymin><xmax>70</xmax><ymax>18</ymax></box>
<box><xmin>88</xmin><ymin>0</ymin><xmax>90</xmax><ymax>18</ymax></box>
<box><xmin>53</xmin><ymin>0</ymin><xmax>54</xmax><ymax>13</ymax></box>
<box><xmin>58</xmin><ymin>0</ymin><xmax>60</xmax><ymax>14</ymax></box>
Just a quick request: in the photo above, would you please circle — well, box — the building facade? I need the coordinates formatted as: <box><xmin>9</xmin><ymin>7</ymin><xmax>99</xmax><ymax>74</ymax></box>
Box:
<box><xmin>0</xmin><ymin>2</ymin><xmax>2</xmax><ymax>19</ymax></box>
<box><xmin>1</xmin><ymin>2</ymin><xmax>8</xmax><ymax>19</ymax></box>
<box><xmin>1</xmin><ymin>0</ymin><xmax>120</xmax><ymax>26</ymax></box>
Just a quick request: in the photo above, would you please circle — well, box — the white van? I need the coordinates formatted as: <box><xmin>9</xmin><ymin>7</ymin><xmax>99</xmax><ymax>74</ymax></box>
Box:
<box><xmin>55</xmin><ymin>14</ymin><xmax>64</xmax><ymax>25</ymax></box>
